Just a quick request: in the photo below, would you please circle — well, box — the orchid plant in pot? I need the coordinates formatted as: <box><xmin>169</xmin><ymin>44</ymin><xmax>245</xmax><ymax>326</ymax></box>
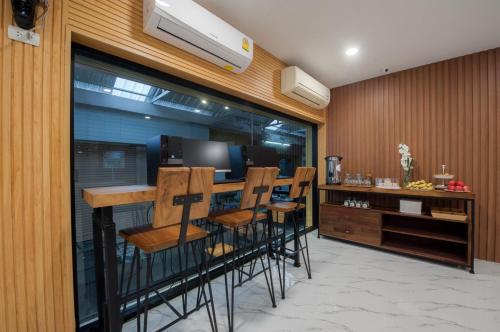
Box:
<box><xmin>398</xmin><ymin>143</ymin><xmax>414</xmax><ymax>188</ymax></box>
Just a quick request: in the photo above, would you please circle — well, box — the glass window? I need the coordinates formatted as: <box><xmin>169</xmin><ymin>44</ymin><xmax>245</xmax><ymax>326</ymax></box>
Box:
<box><xmin>72</xmin><ymin>51</ymin><xmax>316</xmax><ymax>327</ymax></box>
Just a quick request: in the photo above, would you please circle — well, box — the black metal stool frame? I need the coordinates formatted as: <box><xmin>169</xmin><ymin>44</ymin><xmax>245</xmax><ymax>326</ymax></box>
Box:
<box><xmin>214</xmin><ymin>185</ymin><xmax>278</xmax><ymax>332</ymax></box>
<box><xmin>272</xmin><ymin>180</ymin><xmax>312</xmax><ymax>300</ymax></box>
<box><xmin>119</xmin><ymin>192</ymin><xmax>218</xmax><ymax>332</ymax></box>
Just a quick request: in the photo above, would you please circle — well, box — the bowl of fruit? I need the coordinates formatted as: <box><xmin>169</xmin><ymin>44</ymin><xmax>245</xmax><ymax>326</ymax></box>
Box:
<box><xmin>445</xmin><ymin>180</ymin><xmax>471</xmax><ymax>193</ymax></box>
<box><xmin>406</xmin><ymin>180</ymin><xmax>434</xmax><ymax>191</ymax></box>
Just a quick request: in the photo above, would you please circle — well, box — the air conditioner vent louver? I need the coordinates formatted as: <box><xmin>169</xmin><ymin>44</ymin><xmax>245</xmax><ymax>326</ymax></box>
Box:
<box><xmin>144</xmin><ymin>0</ymin><xmax>253</xmax><ymax>74</ymax></box>
<box><xmin>156</xmin><ymin>22</ymin><xmax>242</xmax><ymax>69</ymax></box>
<box><xmin>281</xmin><ymin>66</ymin><xmax>330</xmax><ymax>109</ymax></box>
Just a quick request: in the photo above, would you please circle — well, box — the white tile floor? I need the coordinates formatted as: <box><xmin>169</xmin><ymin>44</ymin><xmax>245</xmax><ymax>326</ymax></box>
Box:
<box><xmin>123</xmin><ymin>231</ymin><xmax>500</xmax><ymax>331</ymax></box>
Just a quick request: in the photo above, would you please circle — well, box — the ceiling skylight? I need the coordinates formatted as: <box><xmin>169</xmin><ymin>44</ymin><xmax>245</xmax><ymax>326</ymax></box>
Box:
<box><xmin>114</xmin><ymin>77</ymin><xmax>152</xmax><ymax>95</ymax></box>
<box><xmin>265</xmin><ymin>120</ymin><xmax>283</xmax><ymax>131</ymax></box>
<box><xmin>110</xmin><ymin>77</ymin><xmax>152</xmax><ymax>102</ymax></box>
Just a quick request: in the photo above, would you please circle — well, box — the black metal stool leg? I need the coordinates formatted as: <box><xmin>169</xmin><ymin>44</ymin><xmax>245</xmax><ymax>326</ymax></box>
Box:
<box><xmin>119</xmin><ymin>240</ymin><xmax>128</xmax><ymax>300</ymax></box>
<box><xmin>248</xmin><ymin>224</ymin><xmax>258</xmax><ymax>279</ymax></box>
<box><xmin>220</xmin><ymin>225</ymin><xmax>232</xmax><ymax>331</ymax></box>
<box><xmin>270</xmin><ymin>219</ymin><xmax>283</xmax><ymax>300</ymax></box>
<box><xmin>258</xmin><ymin>222</ymin><xmax>277</xmax><ymax>308</ymax></box>
<box><xmin>282</xmin><ymin>213</ymin><xmax>288</xmax><ymax>299</ymax></box>
<box><xmin>229</xmin><ymin>228</ymin><xmax>237</xmax><ymax>332</ymax></box>
<box><xmin>176</xmin><ymin>246</ymin><xmax>187</xmax><ymax>318</ymax></box>
<box><xmin>183</xmin><ymin>243</ymin><xmax>189</xmax><ymax>318</ymax></box>
<box><xmin>292</xmin><ymin>212</ymin><xmax>311</xmax><ymax>279</ymax></box>
<box><xmin>121</xmin><ymin>243</ymin><xmax>137</xmax><ymax>313</ymax></box>
<box><xmin>302</xmin><ymin>216</ymin><xmax>312</xmax><ymax>279</ymax></box>
<box><xmin>202</xmin><ymin>237</ymin><xmax>219</xmax><ymax>332</ymax></box>
<box><xmin>143</xmin><ymin>253</ymin><xmax>152</xmax><ymax>332</ymax></box>
<box><xmin>135</xmin><ymin>248</ymin><xmax>141</xmax><ymax>332</ymax></box>
<box><xmin>267</xmin><ymin>210</ymin><xmax>275</xmax><ymax>259</ymax></box>
<box><xmin>190</xmin><ymin>240</ymin><xmax>218</xmax><ymax>332</ymax></box>
<box><xmin>292</xmin><ymin>212</ymin><xmax>301</xmax><ymax>268</ymax></box>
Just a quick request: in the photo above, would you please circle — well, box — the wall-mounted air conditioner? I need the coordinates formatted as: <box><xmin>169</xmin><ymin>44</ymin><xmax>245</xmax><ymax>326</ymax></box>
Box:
<box><xmin>143</xmin><ymin>0</ymin><xmax>253</xmax><ymax>74</ymax></box>
<box><xmin>281</xmin><ymin>66</ymin><xmax>330</xmax><ymax>109</ymax></box>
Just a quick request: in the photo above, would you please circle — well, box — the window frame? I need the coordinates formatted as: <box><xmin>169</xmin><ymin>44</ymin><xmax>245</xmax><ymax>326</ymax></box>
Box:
<box><xmin>70</xmin><ymin>43</ymin><xmax>319</xmax><ymax>330</ymax></box>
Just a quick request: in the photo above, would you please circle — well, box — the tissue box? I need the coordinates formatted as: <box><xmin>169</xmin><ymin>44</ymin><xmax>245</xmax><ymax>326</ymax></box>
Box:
<box><xmin>400</xmin><ymin>199</ymin><xmax>422</xmax><ymax>215</ymax></box>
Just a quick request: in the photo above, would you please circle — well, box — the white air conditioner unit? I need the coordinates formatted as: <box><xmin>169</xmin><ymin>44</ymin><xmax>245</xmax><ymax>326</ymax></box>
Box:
<box><xmin>143</xmin><ymin>0</ymin><xmax>253</xmax><ymax>74</ymax></box>
<box><xmin>281</xmin><ymin>66</ymin><xmax>330</xmax><ymax>109</ymax></box>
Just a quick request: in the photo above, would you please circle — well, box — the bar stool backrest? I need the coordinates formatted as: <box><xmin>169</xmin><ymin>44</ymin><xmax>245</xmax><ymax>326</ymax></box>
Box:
<box><xmin>289</xmin><ymin>167</ymin><xmax>316</xmax><ymax>199</ymax></box>
<box><xmin>153</xmin><ymin>167</ymin><xmax>215</xmax><ymax>228</ymax></box>
<box><xmin>240</xmin><ymin>167</ymin><xmax>279</xmax><ymax>210</ymax></box>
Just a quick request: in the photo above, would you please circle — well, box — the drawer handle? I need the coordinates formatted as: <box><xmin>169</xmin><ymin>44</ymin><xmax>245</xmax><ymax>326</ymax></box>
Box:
<box><xmin>345</xmin><ymin>229</ymin><xmax>351</xmax><ymax>234</ymax></box>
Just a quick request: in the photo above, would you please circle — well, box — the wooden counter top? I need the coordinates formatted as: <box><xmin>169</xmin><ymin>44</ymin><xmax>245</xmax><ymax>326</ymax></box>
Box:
<box><xmin>318</xmin><ymin>184</ymin><xmax>475</xmax><ymax>200</ymax></box>
<box><xmin>83</xmin><ymin>177</ymin><xmax>294</xmax><ymax>208</ymax></box>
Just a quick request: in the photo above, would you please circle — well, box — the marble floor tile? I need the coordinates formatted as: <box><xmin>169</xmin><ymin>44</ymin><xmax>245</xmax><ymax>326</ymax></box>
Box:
<box><xmin>123</xmin><ymin>231</ymin><xmax>500</xmax><ymax>331</ymax></box>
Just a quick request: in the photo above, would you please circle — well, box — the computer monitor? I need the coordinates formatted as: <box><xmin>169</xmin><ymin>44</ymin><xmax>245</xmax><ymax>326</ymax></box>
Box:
<box><xmin>247</xmin><ymin>145</ymin><xmax>280</xmax><ymax>167</ymax></box>
<box><xmin>182</xmin><ymin>138</ymin><xmax>231</xmax><ymax>172</ymax></box>
<box><xmin>227</xmin><ymin>145</ymin><xmax>281</xmax><ymax>179</ymax></box>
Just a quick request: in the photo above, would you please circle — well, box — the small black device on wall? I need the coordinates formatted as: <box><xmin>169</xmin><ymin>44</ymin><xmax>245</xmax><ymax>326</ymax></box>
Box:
<box><xmin>9</xmin><ymin>0</ymin><xmax>49</xmax><ymax>47</ymax></box>
<box><xmin>11</xmin><ymin>0</ymin><xmax>37</xmax><ymax>29</ymax></box>
<box><xmin>146</xmin><ymin>135</ymin><xmax>183</xmax><ymax>186</ymax></box>
<box><xmin>11</xmin><ymin>0</ymin><xmax>49</xmax><ymax>30</ymax></box>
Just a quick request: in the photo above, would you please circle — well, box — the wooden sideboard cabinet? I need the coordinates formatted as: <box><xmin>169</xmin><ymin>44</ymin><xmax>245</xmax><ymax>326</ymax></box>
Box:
<box><xmin>318</xmin><ymin>185</ymin><xmax>476</xmax><ymax>273</ymax></box>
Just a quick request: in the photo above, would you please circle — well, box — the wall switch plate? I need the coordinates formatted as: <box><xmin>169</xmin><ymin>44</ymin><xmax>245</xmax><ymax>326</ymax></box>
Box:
<box><xmin>8</xmin><ymin>25</ymin><xmax>40</xmax><ymax>47</ymax></box>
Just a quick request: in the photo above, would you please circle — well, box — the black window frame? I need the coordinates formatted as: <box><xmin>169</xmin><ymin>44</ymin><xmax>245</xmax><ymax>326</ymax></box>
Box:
<box><xmin>70</xmin><ymin>43</ymin><xmax>319</xmax><ymax>330</ymax></box>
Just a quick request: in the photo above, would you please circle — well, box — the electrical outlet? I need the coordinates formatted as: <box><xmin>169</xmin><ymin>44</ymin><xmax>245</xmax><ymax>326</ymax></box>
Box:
<box><xmin>8</xmin><ymin>25</ymin><xmax>40</xmax><ymax>47</ymax></box>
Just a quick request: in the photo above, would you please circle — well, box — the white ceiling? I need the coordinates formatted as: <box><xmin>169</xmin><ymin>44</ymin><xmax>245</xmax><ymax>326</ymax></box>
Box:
<box><xmin>195</xmin><ymin>0</ymin><xmax>500</xmax><ymax>88</ymax></box>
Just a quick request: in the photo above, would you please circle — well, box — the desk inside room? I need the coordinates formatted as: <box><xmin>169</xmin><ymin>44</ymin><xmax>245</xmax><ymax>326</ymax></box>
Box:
<box><xmin>318</xmin><ymin>185</ymin><xmax>475</xmax><ymax>273</ymax></box>
<box><xmin>82</xmin><ymin>177</ymin><xmax>294</xmax><ymax>332</ymax></box>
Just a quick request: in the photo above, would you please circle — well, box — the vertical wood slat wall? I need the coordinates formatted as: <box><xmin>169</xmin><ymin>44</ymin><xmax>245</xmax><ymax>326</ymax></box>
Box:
<box><xmin>1</xmin><ymin>0</ymin><xmax>325</xmax><ymax>330</ymax></box>
<box><xmin>1</xmin><ymin>1</ymin><xmax>73</xmax><ymax>331</ymax></box>
<box><xmin>327</xmin><ymin>47</ymin><xmax>500</xmax><ymax>262</ymax></box>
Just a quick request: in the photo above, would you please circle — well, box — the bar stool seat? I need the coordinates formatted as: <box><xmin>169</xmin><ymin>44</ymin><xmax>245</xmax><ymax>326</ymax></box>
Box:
<box><xmin>265</xmin><ymin>202</ymin><xmax>306</xmax><ymax>213</ymax></box>
<box><xmin>119</xmin><ymin>224</ymin><xmax>208</xmax><ymax>253</ymax></box>
<box><xmin>209</xmin><ymin>209</ymin><xmax>267</xmax><ymax>227</ymax></box>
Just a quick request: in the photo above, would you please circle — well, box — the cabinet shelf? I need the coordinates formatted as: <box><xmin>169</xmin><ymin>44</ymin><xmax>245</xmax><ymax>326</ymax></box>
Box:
<box><xmin>323</xmin><ymin>204</ymin><xmax>468</xmax><ymax>224</ymax></box>
<box><xmin>382</xmin><ymin>225</ymin><xmax>467</xmax><ymax>244</ymax></box>
<box><xmin>382</xmin><ymin>237</ymin><xmax>467</xmax><ymax>266</ymax></box>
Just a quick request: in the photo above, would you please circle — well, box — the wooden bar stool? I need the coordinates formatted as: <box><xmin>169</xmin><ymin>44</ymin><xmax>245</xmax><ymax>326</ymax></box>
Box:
<box><xmin>267</xmin><ymin>167</ymin><xmax>316</xmax><ymax>299</ymax></box>
<box><xmin>208</xmin><ymin>167</ymin><xmax>279</xmax><ymax>332</ymax></box>
<box><xmin>118</xmin><ymin>167</ymin><xmax>218</xmax><ymax>332</ymax></box>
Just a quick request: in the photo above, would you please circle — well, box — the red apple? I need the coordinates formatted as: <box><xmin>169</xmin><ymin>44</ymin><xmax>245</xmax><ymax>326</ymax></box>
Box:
<box><xmin>448</xmin><ymin>185</ymin><xmax>456</xmax><ymax>191</ymax></box>
<box><xmin>456</xmin><ymin>180</ymin><xmax>465</xmax><ymax>187</ymax></box>
<box><xmin>456</xmin><ymin>186</ymin><xmax>464</xmax><ymax>192</ymax></box>
<box><xmin>463</xmin><ymin>185</ymin><xmax>470</xmax><ymax>192</ymax></box>
<box><xmin>448</xmin><ymin>180</ymin><xmax>457</xmax><ymax>186</ymax></box>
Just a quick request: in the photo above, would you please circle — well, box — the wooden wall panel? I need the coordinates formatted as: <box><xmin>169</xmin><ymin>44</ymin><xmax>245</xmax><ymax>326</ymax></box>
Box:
<box><xmin>1</xmin><ymin>1</ymin><xmax>73</xmax><ymax>331</ymax></box>
<box><xmin>1</xmin><ymin>0</ymin><xmax>324</xmax><ymax>330</ymax></box>
<box><xmin>327</xmin><ymin>48</ymin><xmax>500</xmax><ymax>262</ymax></box>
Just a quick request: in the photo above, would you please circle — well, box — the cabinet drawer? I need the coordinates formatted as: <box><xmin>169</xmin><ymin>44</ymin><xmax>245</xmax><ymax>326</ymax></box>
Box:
<box><xmin>320</xmin><ymin>204</ymin><xmax>381</xmax><ymax>246</ymax></box>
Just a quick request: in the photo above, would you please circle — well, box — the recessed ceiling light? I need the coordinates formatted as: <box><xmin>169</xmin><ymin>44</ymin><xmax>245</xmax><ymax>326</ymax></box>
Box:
<box><xmin>345</xmin><ymin>47</ymin><xmax>359</xmax><ymax>56</ymax></box>
<box><xmin>103</xmin><ymin>88</ymin><xmax>112</xmax><ymax>93</ymax></box>
<box><xmin>201</xmin><ymin>99</ymin><xmax>207</xmax><ymax>104</ymax></box>
<box><xmin>144</xmin><ymin>116</ymin><xmax>151</xmax><ymax>120</ymax></box>
<box><xmin>195</xmin><ymin>109</ymin><xmax>201</xmax><ymax>113</ymax></box>
<box><xmin>224</xmin><ymin>106</ymin><xmax>229</xmax><ymax>110</ymax></box>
